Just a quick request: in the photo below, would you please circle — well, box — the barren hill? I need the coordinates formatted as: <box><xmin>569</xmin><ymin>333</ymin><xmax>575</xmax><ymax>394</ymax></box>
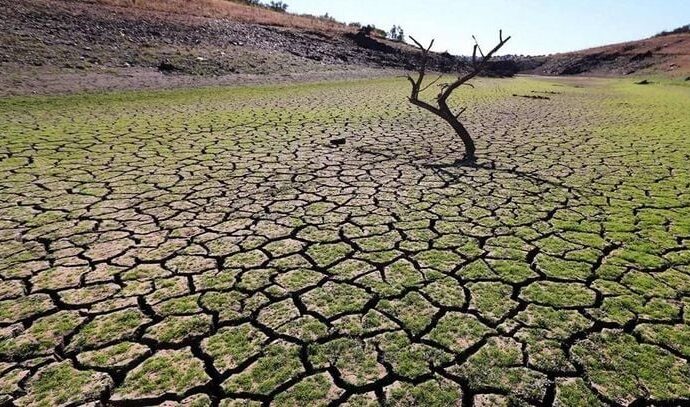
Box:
<box><xmin>527</xmin><ymin>31</ymin><xmax>690</xmax><ymax>77</ymax></box>
<box><xmin>0</xmin><ymin>0</ymin><xmax>467</xmax><ymax>95</ymax></box>
<box><xmin>2</xmin><ymin>0</ymin><xmax>688</xmax><ymax>95</ymax></box>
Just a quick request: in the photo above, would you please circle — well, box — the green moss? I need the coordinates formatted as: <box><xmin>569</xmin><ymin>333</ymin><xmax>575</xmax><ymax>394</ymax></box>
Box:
<box><xmin>306</xmin><ymin>243</ymin><xmax>353</xmax><ymax>267</ymax></box>
<box><xmin>257</xmin><ymin>299</ymin><xmax>300</xmax><ymax>329</ymax></box>
<box><xmin>656</xmin><ymin>269</ymin><xmax>690</xmax><ymax>294</ymax></box>
<box><xmin>200</xmin><ymin>291</ymin><xmax>245</xmax><ymax>322</ymax></box>
<box><xmin>554</xmin><ymin>378</ymin><xmax>605</xmax><ymax>407</ymax></box>
<box><xmin>219</xmin><ymin>399</ymin><xmax>262</xmax><ymax>407</ymax></box>
<box><xmin>515</xmin><ymin>305</ymin><xmax>592</xmax><ymax>338</ymax></box>
<box><xmin>635</xmin><ymin>323</ymin><xmax>690</xmax><ymax>357</ymax></box>
<box><xmin>77</xmin><ymin>341</ymin><xmax>150</xmax><ymax>369</ymax></box>
<box><xmin>520</xmin><ymin>282</ymin><xmax>596</xmax><ymax>308</ymax></box>
<box><xmin>535</xmin><ymin>254</ymin><xmax>592</xmax><ymax>281</ymax></box>
<box><xmin>276</xmin><ymin>269</ymin><xmax>324</xmax><ymax>292</ymax></box>
<box><xmin>0</xmin><ymin>311</ymin><xmax>84</xmax><ymax>358</ymax></box>
<box><xmin>451</xmin><ymin>336</ymin><xmax>548</xmax><ymax>402</ymax></box>
<box><xmin>69</xmin><ymin>308</ymin><xmax>150</xmax><ymax>351</ymax></box>
<box><xmin>385</xmin><ymin>377</ymin><xmax>462</xmax><ymax>407</ymax></box>
<box><xmin>235</xmin><ymin>268</ymin><xmax>276</xmax><ymax>291</ymax></box>
<box><xmin>223</xmin><ymin>250</ymin><xmax>269</xmax><ymax>269</ymax></box>
<box><xmin>517</xmin><ymin>329</ymin><xmax>575</xmax><ymax>373</ymax></box>
<box><xmin>273</xmin><ymin>373</ymin><xmax>341</xmax><ymax>407</ymax></box>
<box><xmin>277</xmin><ymin>316</ymin><xmax>329</xmax><ymax>342</ymax></box>
<box><xmin>413</xmin><ymin>249</ymin><xmax>462</xmax><ymax>272</ymax></box>
<box><xmin>332</xmin><ymin>310</ymin><xmax>396</xmax><ymax>336</ymax></box>
<box><xmin>0</xmin><ymin>294</ymin><xmax>54</xmax><ymax>324</ymax></box>
<box><xmin>202</xmin><ymin>323</ymin><xmax>267</xmax><ymax>374</ymax></box>
<box><xmin>154</xmin><ymin>294</ymin><xmax>203</xmax><ymax>316</ymax></box>
<box><xmin>588</xmin><ymin>294</ymin><xmax>644</xmax><ymax>325</ymax></box>
<box><xmin>0</xmin><ymin>368</ymin><xmax>28</xmax><ymax>395</ymax></box>
<box><xmin>383</xmin><ymin>260</ymin><xmax>425</xmax><ymax>290</ymax></box>
<box><xmin>424</xmin><ymin>312</ymin><xmax>493</xmax><ymax>353</ymax></box>
<box><xmin>18</xmin><ymin>360</ymin><xmax>112</xmax><ymax>406</ymax></box>
<box><xmin>486</xmin><ymin>260</ymin><xmax>538</xmax><ymax>283</ymax></box>
<box><xmin>378</xmin><ymin>292</ymin><xmax>438</xmax><ymax>334</ymax></box>
<box><xmin>620</xmin><ymin>271</ymin><xmax>676</xmax><ymax>298</ymax></box>
<box><xmin>572</xmin><ymin>330</ymin><xmax>690</xmax><ymax>404</ymax></box>
<box><xmin>309</xmin><ymin>338</ymin><xmax>384</xmax><ymax>386</ymax></box>
<box><xmin>222</xmin><ymin>341</ymin><xmax>303</xmax><ymax>395</ymax></box>
<box><xmin>193</xmin><ymin>270</ymin><xmax>238</xmax><ymax>291</ymax></box>
<box><xmin>143</xmin><ymin>314</ymin><xmax>212</xmax><ymax>344</ymax></box>
<box><xmin>328</xmin><ymin>259</ymin><xmax>375</xmax><ymax>280</ymax></box>
<box><xmin>3</xmin><ymin>72</ymin><xmax>690</xmax><ymax>405</ymax></box>
<box><xmin>114</xmin><ymin>348</ymin><xmax>209</xmax><ymax>400</ymax></box>
<box><xmin>356</xmin><ymin>250</ymin><xmax>403</xmax><ymax>265</ymax></box>
<box><xmin>355</xmin><ymin>231</ymin><xmax>402</xmax><ymax>252</ymax></box>
<box><xmin>468</xmin><ymin>282</ymin><xmax>517</xmax><ymax>322</ymax></box>
<box><xmin>302</xmin><ymin>282</ymin><xmax>370</xmax><ymax>318</ymax></box>
<box><xmin>375</xmin><ymin>331</ymin><xmax>451</xmax><ymax>379</ymax></box>
<box><xmin>421</xmin><ymin>277</ymin><xmax>465</xmax><ymax>307</ymax></box>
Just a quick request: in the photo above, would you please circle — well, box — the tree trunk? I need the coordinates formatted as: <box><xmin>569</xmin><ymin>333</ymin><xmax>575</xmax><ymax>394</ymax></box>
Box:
<box><xmin>444</xmin><ymin>116</ymin><xmax>475</xmax><ymax>162</ymax></box>
<box><xmin>437</xmin><ymin>103</ymin><xmax>476</xmax><ymax>163</ymax></box>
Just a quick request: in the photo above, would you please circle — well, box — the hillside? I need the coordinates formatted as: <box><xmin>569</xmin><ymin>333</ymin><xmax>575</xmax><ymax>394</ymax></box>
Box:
<box><xmin>527</xmin><ymin>31</ymin><xmax>690</xmax><ymax>77</ymax></box>
<box><xmin>2</xmin><ymin>0</ymin><xmax>687</xmax><ymax>96</ymax></box>
<box><xmin>1</xmin><ymin>0</ymin><xmax>466</xmax><ymax>95</ymax></box>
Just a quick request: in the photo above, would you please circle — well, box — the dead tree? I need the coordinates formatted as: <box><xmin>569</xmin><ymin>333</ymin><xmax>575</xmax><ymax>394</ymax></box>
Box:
<box><xmin>406</xmin><ymin>31</ymin><xmax>511</xmax><ymax>164</ymax></box>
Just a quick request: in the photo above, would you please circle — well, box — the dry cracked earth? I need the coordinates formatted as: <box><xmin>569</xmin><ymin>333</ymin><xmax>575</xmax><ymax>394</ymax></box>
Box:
<box><xmin>1</xmin><ymin>76</ymin><xmax>690</xmax><ymax>406</ymax></box>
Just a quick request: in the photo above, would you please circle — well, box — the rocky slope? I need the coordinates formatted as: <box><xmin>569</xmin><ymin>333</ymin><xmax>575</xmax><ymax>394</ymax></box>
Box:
<box><xmin>0</xmin><ymin>0</ymin><xmax>519</xmax><ymax>95</ymax></box>
<box><xmin>3</xmin><ymin>0</ymin><xmax>686</xmax><ymax>96</ymax></box>
<box><xmin>526</xmin><ymin>32</ymin><xmax>690</xmax><ymax>77</ymax></box>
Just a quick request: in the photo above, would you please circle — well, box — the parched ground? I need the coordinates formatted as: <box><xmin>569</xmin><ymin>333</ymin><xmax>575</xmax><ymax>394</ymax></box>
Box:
<box><xmin>1</xmin><ymin>76</ymin><xmax>690</xmax><ymax>406</ymax></box>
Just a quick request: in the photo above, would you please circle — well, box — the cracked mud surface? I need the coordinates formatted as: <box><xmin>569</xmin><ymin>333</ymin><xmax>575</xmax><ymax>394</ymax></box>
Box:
<box><xmin>1</xmin><ymin>76</ymin><xmax>690</xmax><ymax>406</ymax></box>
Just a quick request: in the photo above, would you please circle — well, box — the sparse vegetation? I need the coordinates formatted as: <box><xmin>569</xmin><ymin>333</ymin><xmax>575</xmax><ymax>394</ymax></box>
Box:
<box><xmin>267</xmin><ymin>1</ymin><xmax>288</xmax><ymax>12</ymax></box>
<box><xmin>2</xmin><ymin>72</ymin><xmax>690</xmax><ymax>406</ymax></box>
<box><xmin>654</xmin><ymin>24</ymin><xmax>690</xmax><ymax>37</ymax></box>
<box><xmin>389</xmin><ymin>25</ymin><xmax>405</xmax><ymax>42</ymax></box>
<box><xmin>359</xmin><ymin>24</ymin><xmax>388</xmax><ymax>38</ymax></box>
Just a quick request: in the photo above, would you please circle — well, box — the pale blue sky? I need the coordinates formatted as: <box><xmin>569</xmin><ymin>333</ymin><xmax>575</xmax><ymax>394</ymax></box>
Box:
<box><xmin>287</xmin><ymin>0</ymin><xmax>690</xmax><ymax>55</ymax></box>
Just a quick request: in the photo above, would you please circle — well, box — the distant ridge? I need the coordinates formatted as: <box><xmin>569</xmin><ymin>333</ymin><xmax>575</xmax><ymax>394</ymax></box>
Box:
<box><xmin>526</xmin><ymin>28</ymin><xmax>690</xmax><ymax>77</ymax></box>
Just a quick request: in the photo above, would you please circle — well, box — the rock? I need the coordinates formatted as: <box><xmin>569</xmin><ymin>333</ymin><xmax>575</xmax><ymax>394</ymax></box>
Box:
<box><xmin>158</xmin><ymin>61</ymin><xmax>179</xmax><ymax>73</ymax></box>
<box><xmin>330</xmin><ymin>138</ymin><xmax>346</xmax><ymax>146</ymax></box>
<box><xmin>513</xmin><ymin>94</ymin><xmax>550</xmax><ymax>100</ymax></box>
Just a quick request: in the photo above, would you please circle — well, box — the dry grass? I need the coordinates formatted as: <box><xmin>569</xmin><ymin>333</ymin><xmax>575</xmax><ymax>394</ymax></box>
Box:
<box><xmin>82</xmin><ymin>0</ymin><xmax>354</xmax><ymax>33</ymax></box>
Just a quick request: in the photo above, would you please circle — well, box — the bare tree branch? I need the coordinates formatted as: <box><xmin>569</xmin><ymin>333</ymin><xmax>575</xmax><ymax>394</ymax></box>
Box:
<box><xmin>455</xmin><ymin>107</ymin><xmax>467</xmax><ymax>119</ymax></box>
<box><xmin>419</xmin><ymin>74</ymin><xmax>444</xmax><ymax>92</ymax></box>
<box><xmin>439</xmin><ymin>32</ymin><xmax>511</xmax><ymax>104</ymax></box>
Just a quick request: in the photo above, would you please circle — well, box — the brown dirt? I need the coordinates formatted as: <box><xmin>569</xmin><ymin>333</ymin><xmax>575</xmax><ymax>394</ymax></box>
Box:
<box><xmin>0</xmin><ymin>0</ymin><xmax>503</xmax><ymax>96</ymax></box>
<box><xmin>0</xmin><ymin>64</ymin><xmax>404</xmax><ymax>96</ymax></box>
<box><xmin>527</xmin><ymin>33</ymin><xmax>690</xmax><ymax>77</ymax></box>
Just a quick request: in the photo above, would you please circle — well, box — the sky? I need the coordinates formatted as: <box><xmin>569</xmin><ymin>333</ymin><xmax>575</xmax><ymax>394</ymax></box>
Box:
<box><xmin>286</xmin><ymin>0</ymin><xmax>690</xmax><ymax>55</ymax></box>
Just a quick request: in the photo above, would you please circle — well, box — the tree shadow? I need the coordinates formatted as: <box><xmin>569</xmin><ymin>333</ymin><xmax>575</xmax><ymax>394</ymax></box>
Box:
<box><xmin>355</xmin><ymin>145</ymin><xmax>582</xmax><ymax>195</ymax></box>
<box><xmin>424</xmin><ymin>158</ymin><xmax>575</xmax><ymax>191</ymax></box>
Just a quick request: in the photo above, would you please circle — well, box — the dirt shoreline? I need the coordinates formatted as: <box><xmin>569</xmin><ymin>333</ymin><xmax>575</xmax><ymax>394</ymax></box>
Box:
<box><xmin>0</xmin><ymin>64</ymin><xmax>406</xmax><ymax>97</ymax></box>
